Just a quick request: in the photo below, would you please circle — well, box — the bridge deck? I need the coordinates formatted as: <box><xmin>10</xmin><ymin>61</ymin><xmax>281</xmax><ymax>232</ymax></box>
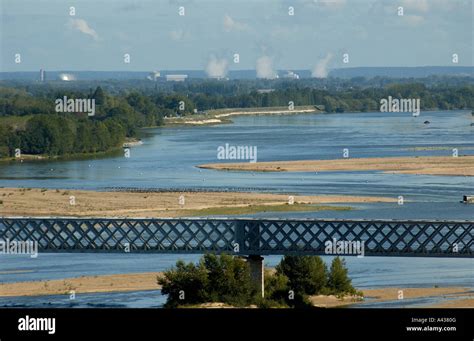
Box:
<box><xmin>0</xmin><ymin>217</ymin><xmax>472</xmax><ymax>257</ymax></box>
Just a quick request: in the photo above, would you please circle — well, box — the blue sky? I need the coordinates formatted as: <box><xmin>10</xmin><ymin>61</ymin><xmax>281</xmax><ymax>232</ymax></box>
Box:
<box><xmin>1</xmin><ymin>0</ymin><xmax>472</xmax><ymax>73</ymax></box>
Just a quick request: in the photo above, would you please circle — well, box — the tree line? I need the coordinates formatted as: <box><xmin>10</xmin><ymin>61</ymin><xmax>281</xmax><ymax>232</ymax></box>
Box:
<box><xmin>0</xmin><ymin>86</ymin><xmax>165</xmax><ymax>157</ymax></box>
<box><xmin>158</xmin><ymin>254</ymin><xmax>359</xmax><ymax>308</ymax></box>
<box><xmin>1</xmin><ymin>82</ymin><xmax>472</xmax><ymax>158</ymax></box>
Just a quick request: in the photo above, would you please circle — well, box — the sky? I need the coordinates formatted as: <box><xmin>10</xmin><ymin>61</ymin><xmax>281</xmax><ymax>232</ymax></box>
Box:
<box><xmin>0</xmin><ymin>0</ymin><xmax>472</xmax><ymax>74</ymax></box>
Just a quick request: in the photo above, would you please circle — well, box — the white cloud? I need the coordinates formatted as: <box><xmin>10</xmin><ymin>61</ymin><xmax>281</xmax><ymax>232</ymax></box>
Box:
<box><xmin>256</xmin><ymin>56</ymin><xmax>277</xmax><ymax>79</ymax></box>
<box><xmin>205</xmin><ymin>55</ymin><xmax>228</xmax><ymax>78</ymax></box>
<box><xmin>68</xmin><ymin>18</ymin><xmax>99</xmax><ymax>41</ymax></box>
<box><xmin>312</xmin><ymin>53</ymin><xmax>333</xmax><ymax>78</ymax></box>
<box><xmin>223</xmin><ymin>14</ymin><xmax>249</xmax><ymax>32</ymax></box>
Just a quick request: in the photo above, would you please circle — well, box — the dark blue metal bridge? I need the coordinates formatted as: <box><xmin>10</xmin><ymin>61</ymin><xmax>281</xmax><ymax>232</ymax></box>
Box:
<box><xmin>1</xmin><ymin>217</ymin><xmax>472</xmax><ymax>257</ymax></box>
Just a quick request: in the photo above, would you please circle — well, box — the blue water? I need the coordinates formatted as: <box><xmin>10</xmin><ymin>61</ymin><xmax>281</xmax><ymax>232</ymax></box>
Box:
<box><xmin>0</xmin><ymin>111</ymin><xmax>472</xmax><ymax>205</ymax></box>
<box><xmin>0</xmin><ymin>111</ymin><xmax>473</xmax><ymax>307</ymax></box>
<box><xmin>0</xmin><ymin>253</ymin><xmax>472</xmax><ymax>307</ymax></box>
<box><xmin>1</xmin><ymin>253</ymin><xmax>473</xmax><ymax>286</ymax></box>
<box><xmin>0</xmin><ymin>290</ymin><xmax>165</xmax><ymax>308</ymax></box>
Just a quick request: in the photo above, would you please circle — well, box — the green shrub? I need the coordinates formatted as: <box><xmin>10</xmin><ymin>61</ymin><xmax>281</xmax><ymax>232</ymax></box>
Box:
<box><xmin>276</xmin><ymin>255</ymin><xmax>327</xmax><ymax>296</ymax></box>
<box><xmin>158</xmin><ymin>260</ymin><xmax>208</xmax><ymax>308</ymax></box>
<box><xmin>203</xmin><ymin>254</ymin><xmax>258</xmax><ymax>306</ymax></box>
<box><xmin>264</xmin><ymin>271</ymin><xmax>290</xmax><ymax>306</ymax></box>
<box><xmin>327</xmin><ymin>256</ymin><xmax>356</xmax><ymax>295</ymax></box>
<box><xmin>159</xmin><ymin>254</ymin><xmax>358</xmax><ymax>308</ymax></box>
<box><xmin>158</xmin><ymin>254</ymin><xmax>258</xmax><ymax>308</ymax></box>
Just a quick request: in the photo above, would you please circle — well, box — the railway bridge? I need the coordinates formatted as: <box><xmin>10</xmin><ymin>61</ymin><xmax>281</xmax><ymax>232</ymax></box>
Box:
<box><xmin>1</xmin><ymin>217</ymin><xmax>472</xmax><ymax>296</ymax></box>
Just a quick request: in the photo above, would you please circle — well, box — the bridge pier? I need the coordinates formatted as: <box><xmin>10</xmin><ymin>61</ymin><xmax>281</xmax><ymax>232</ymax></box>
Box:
<box><xmin>246</xmin><ymin>255</ymin><xmax>264</xmax><ymax>298</ymax></box>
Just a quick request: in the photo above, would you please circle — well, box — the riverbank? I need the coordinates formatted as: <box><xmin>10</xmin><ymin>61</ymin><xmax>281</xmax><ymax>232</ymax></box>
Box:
<box><xmin>310</xmin><ymin>287</ymin><xmax>473</xmax><ymax>308</ymax></box>
<box><xmin>0</xmin><ymin>272</ymin><xmax>162</xmax><ymax>297</ymax></box>
<box><xmin>199</xmin><ymin>156</ymin><xmax>474</xmax><ymax>177</ymax></box>
<box><xmin>164</xmin><ymin>105</ymin><xmax>321</xmax><ymax>126</ymax></box>
<box><xmin>0</xmin><ymin>147</ymin><xmax>124</xmax><ymax>163</ymax></box>
<box><xmin>357</xmin><ymin>287</ymin><xmax>473</xmax><ymax>308</ymax></box>
<box><xmin>0</xmin><ymin>188</ymin><xmax>397</xmax><ymax>217</ymax></box>
<box><xmin>1</xmin><ymin>272</ymin><xmax>471</xmax><ymax>308</ymax></box>
<box><xmin>0</xmin><ymin>106</ymin><xmax>320</xmax><ymax>161</ymax></box>
<box><xmin>0</xmin><ymin>137</ymin><xmax>145</xmax><ymax>163</ymax></box>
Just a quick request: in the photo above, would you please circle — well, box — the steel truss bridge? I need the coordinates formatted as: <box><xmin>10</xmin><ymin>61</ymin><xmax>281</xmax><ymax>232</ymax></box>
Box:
<box><xmin>1</xmin><ymin>217</ymin><xmax>472</xmax><ymax>257</ymax></box>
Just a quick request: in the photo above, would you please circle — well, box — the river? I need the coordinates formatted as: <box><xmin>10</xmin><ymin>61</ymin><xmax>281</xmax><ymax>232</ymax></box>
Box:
<box><xmin>0</xmin><ymin>110</ymin><xmax>473</xmax><ymax>307</ymax></box>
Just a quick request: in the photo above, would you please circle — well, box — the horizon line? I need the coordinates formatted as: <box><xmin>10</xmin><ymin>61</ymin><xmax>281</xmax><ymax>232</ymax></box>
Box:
<box><xmin>1</xmin><ymin>66</ymin><xmax>473</xmax><ymax>73</ymax></box>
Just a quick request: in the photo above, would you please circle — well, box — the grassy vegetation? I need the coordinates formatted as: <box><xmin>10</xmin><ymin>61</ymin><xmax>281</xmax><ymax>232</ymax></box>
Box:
<box><xmin>0</xmin><ymin>115</ymin><xmax>33</xmax><ymax>129</ymax></box>
<box><xmin>178</xmin><ymin>203</ymin><xmax>351</xmax><ymax>216</ymax></box>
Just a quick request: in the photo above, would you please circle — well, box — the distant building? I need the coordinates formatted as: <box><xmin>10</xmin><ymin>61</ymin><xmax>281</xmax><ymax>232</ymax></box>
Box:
<box><xmin>257</xmin><ymin>89</ymin><xmax>275</xmax><ymax>94</ymax></box>
<box><xmin>166</xmin><ymin>74</ymin><xmax>188</xmax><ymax>82</ymax></box>
<box><xmin>39</xmin><ymin>69</ymin><xmax>45</xmax><ymax>82</ymax></box>
<box><xmin>208</xmin><ymin>76</ymin><xmax>229</xmax><ymax>81</ymax></box>
<box><xmin>283</xmin><ymin>71</ymin><xmax>299</xmax><ymax>79</ymax></box>
<box><xmin>146</xmin><ymin>71</ymin><xmax>161</xmax><ymax>81</ymax></box>
<box><xmin>58</xmin><ymin>73</ymin><xmax>76</xmax><ymax>81</ymax></box>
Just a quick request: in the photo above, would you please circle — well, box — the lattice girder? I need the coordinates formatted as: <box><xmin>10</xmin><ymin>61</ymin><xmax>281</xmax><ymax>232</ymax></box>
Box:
<box><xmin>0</xmin><ymin>218</ymin><xmax>472</xmax><ymax>257</ymax></box>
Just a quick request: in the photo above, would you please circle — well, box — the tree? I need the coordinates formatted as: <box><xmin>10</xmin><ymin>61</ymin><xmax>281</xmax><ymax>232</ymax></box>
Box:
<box><xmin>322</xmin><ymin>96</ymin><xmax>334</xmax><ymax>112</ymax></box>
<box><xmin>92</xmin><ymin>86</ymin><xmax>106</xmax><ymax>105</ymax></box>
<box><xmin>93</xmin><ymin>122</ymin><xmax>112</xmax><ymax>152</ymax></box>
<box><xmin>158</xmin><ymin>260</ymin><xmax>209</xmax><ymax>308</ymax></box>
<box><xmin>157</xmin><ymin>254</ymin><xmax>258</xmax><ymax>308</ymax></box>
<box><xmin>276</xmin><ymin>255</ymin><xmax>327</xmax><ymax>296</ymax></box>
<box><xmin>203</xmin><ymin>254</ymin><xmax>257</xmax><ymax>305</ymax></box>
<box><xmin>104</xmin><ymin>119</ymin><xmax>126</xmax><ymax>147</ymax></box>
<box><xmin>161</xmin><ymin>94</ymin><xmax>195</xmax><ymax>115</ymax></box>
<box><xmin>74</xmin><ymin>122</ymin><xmax>94</xmax><ymax>153</ymax></box>
<box><xmin>327</xmin><ymin>257</ymin><xmax>356</xmax><ymax>294</ymax></box>
<box><xmin>0</xmin><ymin>125</ymin><xmax>13</xmax><ymax>157</ymax></box>
<box><xmin>21</xmin><ymin>115</ymin><xmax>74</xmax><ymax>155</ymax></box>
<box><xmin>264</xmin><ymin>271</ymin><xmax>290</xmax><ymax>306</ymax></box>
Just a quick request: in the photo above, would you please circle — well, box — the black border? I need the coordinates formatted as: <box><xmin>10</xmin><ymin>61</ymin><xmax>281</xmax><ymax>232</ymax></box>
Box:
<box><xmin>0</xmin><ymin>308</ymin><xmax>472</xmax><ymax>340</ymax></box>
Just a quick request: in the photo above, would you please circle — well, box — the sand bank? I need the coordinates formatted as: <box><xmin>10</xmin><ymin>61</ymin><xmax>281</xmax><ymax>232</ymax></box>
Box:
<box><xmin>199</xmin><ymin>156</ymin><xmax>474</xmax><ymax>177</ymax></box>
<box><xmin>165</xmin><ymin>106</ymin><xmax>320</xmax><ymax>126</ymax></box>
<box><xmin>0</xmin><ymin>273</ymin><xmax>162</xmax><ymax>297</ymax></box>
<box><xmin>0</xmin><ymin>188</ymin><xmax>394</xmax><ymax>218</ymax></box>
<box><xmin>310</xmin><ymin>287</ymin><xmax>473</xmax><ymax>308</ymax></box>
<box><xmin>214</xmin><ymin>108</ymin><xmax>317</xmax><ymax>118</ymax></box>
